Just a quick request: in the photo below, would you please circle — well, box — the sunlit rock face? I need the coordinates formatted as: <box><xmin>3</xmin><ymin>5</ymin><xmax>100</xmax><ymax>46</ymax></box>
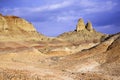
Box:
<box><xmin>76</xmin><ymin>18</ymin><xmax>86</xmax><ymax>32</ymax></box>
<box><xmin>58</xmin><ymin>18</ymin><xmax>107</xmax><ymax>43</ymax></box>
<box><xmin>85</xmin><ymin>21</ymin><xmax>93</xmax><ymax>32</ymax></box>
<box><xmin>76</xmin><ymin>18</ymin><xmax>93</xmax><ymax>32</ymax></box>
<box><xmin>0</xmin><ymin>14</ymin><xmax>8</xmax><ymax>31</ymax></box>
<box><xmin>0</xmin><ymin>14</ymin><xmax>36</xmax><ymax>32</ymax></box>
<box><xmin>0</xmin><ymin>13</ymin><xmax>47</xmax><ymax>41</ymax></box>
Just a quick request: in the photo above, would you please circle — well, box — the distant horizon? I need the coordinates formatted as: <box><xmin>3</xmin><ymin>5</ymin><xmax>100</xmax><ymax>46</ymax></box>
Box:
<box><xmin>0</xmin><ymin>0</ymin><xmax>120</xmax><ymax>36</ymax></box>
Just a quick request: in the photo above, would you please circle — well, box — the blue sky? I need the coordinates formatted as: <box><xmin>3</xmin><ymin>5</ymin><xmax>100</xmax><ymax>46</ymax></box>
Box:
<box><xmin>0</xmin><ymin>0</ymin><xmax>120</xmax><ymax>36</ymax></box>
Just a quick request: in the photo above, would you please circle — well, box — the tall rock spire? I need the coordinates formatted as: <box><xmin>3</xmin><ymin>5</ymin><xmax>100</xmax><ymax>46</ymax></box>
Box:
<box><xmin>76</xmin><ymin>18</ymin><xmax>85</xmax><ymax>32</ymax></box>
<box><xmin>85</xmin><ymin>21</ymin><xmax>93</xmax><ymax>32</ymax></box>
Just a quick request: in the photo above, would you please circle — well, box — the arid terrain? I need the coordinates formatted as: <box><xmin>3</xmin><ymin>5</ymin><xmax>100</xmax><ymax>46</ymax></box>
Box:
<box><xmin>0</xmin><ymin>14</ymin><xmax>120</xmax><ymax>80</ymax></box>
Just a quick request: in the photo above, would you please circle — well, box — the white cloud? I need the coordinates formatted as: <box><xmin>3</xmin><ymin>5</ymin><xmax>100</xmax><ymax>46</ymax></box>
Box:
<box><xmin>1</xmin><ymin>0</ymin><xmax>117</xmax><ymax>17</ymax></box>
<box><xmin>56</xmin><ymin>16</ymin><xmax>77</xmax><ymax>22</ymax></box>
<box><xmin>79</xmin><ymin>0</ymin><xmax>97</xmax><ymax>8</ymax></box>
<box><xmin>26</xmin><ymin>1</ymin><xmax>72</xmax><ymax>12</ymax></box>
<box><xmin>47</xmin><ymin>1</ymin><xmax>72</xmax><ymax>10</ymax></box>
<box><xmin>96</xmin><ymin>25</ymin><xmax>114</xmax><ymax>30</ymax></box>
<box><xmin>79</xmin><ymin>0</ymin><xmax>117</xmax><ymax>13</ymax></box>
<box><xmin>95</xmin><ymin>24</ymin><xmax>120</xmax><ymax>34</ymax></box>
<box><xmin>29</xmin><ymin>1</ymin><xmax>73</xmax><ymax>12</ymax></box>
<box><xmin>0</xmin><ymin>1</ymin><xmax>73</xmax><ymax>16</ymax></box>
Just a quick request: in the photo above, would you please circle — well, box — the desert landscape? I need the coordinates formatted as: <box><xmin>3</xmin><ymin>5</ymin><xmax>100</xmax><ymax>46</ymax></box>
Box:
<box><xmin>0</xmin><ymin>13</ymin><xmax>120</xmax><ymax>80</ymax></box>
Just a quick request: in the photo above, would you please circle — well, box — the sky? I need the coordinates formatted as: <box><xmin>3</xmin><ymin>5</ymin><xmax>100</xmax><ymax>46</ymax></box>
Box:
<box><xmin>0</xmin><ymin>0</ymin><xmax>120</xmax><ymax>36</ymax></box>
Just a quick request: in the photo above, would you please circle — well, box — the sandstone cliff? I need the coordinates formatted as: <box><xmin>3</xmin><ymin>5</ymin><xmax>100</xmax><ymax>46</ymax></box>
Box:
<box><xmin>0</xmin><ymin>13</ymin><xmax>47</xmax><ymax>41</ymax></box>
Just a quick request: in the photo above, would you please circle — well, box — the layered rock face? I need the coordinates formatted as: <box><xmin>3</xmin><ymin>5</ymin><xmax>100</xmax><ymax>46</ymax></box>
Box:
<box><xmin>0</xmin><ymin>14</ymin><xmax>47</xmax><ymax>41</ymax></box>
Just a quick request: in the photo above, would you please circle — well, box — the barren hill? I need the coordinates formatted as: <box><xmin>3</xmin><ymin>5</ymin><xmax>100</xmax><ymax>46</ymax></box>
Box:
<box><xmin>0</xmin><ymin>32</ymin><xmax>119</xmax><ymax>80</ymax></box>
<box><xmin>58</xmin><ymin>18</ymin><xmax>108</xmax><ymax>43</ymax></box>
<box><xmin>0</xmin><ymin>13</ymin><xmax>48</xmax><ymax>41</ymax></box>
<box><xmin>49</xmin><ymin>32</ymin><xmax>120</xmax><ymax>80</ymax></box>
<box><xmin>0</xmin><ymin>14</ymin><xmax>119</xmax><ymax>80</ymax></box>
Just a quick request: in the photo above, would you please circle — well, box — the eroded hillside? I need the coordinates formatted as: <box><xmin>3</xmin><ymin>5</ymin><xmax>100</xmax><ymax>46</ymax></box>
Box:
<box><xmin>0</xmin><ymin>14</ymin><xmax>48</xmax><ymax>41</ymax></box>
<box><xmin>0</xmin><ymin>14</ymin><xmax>119</xmax><ymax>80</ymax></box>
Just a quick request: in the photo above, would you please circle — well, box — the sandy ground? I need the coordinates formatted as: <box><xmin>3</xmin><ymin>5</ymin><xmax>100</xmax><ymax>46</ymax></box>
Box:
<box><xmin>0</xmin><ymin>34</ymin><xmax>120</xmax><ymax>80</ymax></box>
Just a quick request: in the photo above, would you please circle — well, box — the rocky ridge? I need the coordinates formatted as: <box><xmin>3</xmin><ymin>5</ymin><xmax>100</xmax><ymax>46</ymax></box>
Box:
<box><xmin>85</xmin><ymin>21</ymin><xmax>93</xmax><ymax>32</ymax></box>
<box><xmin>58</xmin><ymin>18</ymin><xmax>107</xmax><ymax>43</ymax></box>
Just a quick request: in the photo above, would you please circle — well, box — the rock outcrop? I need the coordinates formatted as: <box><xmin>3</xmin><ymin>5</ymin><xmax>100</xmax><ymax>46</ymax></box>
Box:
<box><xmin>76</xmin><ymin>18</ymin><xmax>85</xmax><ymax>31</ymax></box>
<box><xmin>0</xmin><ymin>14</ymin><xmax>8</xmax><ymax>31</ymax></box>
<box><xmin>85</xmin><ymin>21</ymin><xmax>93</xmax><ymax>32</ymax></box>
<box><xmin>75</xmin><ymin>18</ymin><xmax>93</xmax><ymax>32</ymax></box>
<box><xmin>58</xmin><ymin>18</ymin><xmax>107</xmax><ymax>43</ymax></box>
<box><xmin>0</xmin><ymin>13</ymin><xmax>48</xmax><ymax>41</ymax></box>
<box><xmin>0</xmin><ymin>14</ymin><xmax>36</xmax><ymax>32</ymax></box>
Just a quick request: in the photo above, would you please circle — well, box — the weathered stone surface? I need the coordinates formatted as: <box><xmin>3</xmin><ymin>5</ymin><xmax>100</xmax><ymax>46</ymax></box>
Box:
<box><xmin>76</xmin><ymin>18</ymin><xmax>85</xmax><ymax>32</ymax></box>
<box><xmin>86</xmin><ymin>21</ymin><xmax>93</xmax><ymax>32</ymax></box>
<box><xmin>0</xmin><ymin>13</ymin><xmax>48</xmax><ymax>41</ymax></box>
<box><xmin>0</xmin><ymin>14</ymin><xmax>8</xmax><ymax>31</ymax></box>
<box><xmin>4</xmin><ymin>15</ymin><xmax>36</xmax><ymax>32</ymax></box>
<box><xmin>58</xmin><ymin>18</ymin><xmax>107</xmax><ymax>42</ymax></box>
<box><xmin>75</xmin><ymin>18</ymin><xmax>94</xmax><ymax>32</ymax></box>
<box><xmin>0</xmin><ymin>14</ymin><xmax>36</xmax><ymax>32</ymax></box>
